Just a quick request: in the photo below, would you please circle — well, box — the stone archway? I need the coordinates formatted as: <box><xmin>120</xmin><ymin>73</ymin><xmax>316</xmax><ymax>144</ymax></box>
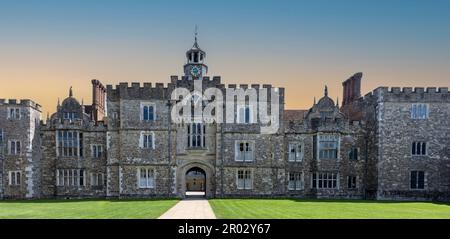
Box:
<box><xmin>177</xmin><ymin>162</ymin><xmax>215</xmax><ymax>198</ymax></box>
<box><xmin>185</xmin><ymin>167</ymin><xmax>206</xmax><ymax>196</ymax></box>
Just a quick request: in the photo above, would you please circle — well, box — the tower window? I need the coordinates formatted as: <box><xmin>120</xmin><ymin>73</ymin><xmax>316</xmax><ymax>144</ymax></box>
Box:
<box><xmin>187</xmin><ymin>123</ymin><xmax>205</xmax><ymax>148</ymax></box>
<box><xmin>140</xmin><ymin>131</ymin><xmax>155</xmax><ymax>149</ymax></box>
<box><xmin>412</xmin><ymin>142</ymin><xmax>427</xmax><ymax>156</ymax></box>
<box><xmin>237</xmin><ymin>105</ymin><xmax>253</xmax><ymax>124</ymax></box>
<box><xmin>9</xmin><ymin>171</ymin><xmax>21</xmax><ymax>185</ymax></box>
<box><xmin>411</xmin><ymin>103</ymin><xmax>428</xmax><ymax>119</ymax></box>
<box><xmin>7</xmin><ymin>107</ymin><xmax>20</xmax><ymax>119</ymax></box>
<box><xmin>8</xmin><ymin>140</ymin><xmax>21</xmax><ymax>155</ymax></box>
<box><xmin>141</xmin><ymin>103</ymin><xmax>155</xmax><ymax>121</ymax></box>
<box><xmin>194</xmin><ymin>52</ymin><xmax>199</xmax><ymax>62</ymax></box>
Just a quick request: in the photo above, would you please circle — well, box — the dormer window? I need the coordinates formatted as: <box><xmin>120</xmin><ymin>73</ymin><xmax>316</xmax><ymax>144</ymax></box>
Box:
<box><xmin>63</xmin><ymin>112</ymin><xmax>77</xmax><ymax>120</ymax></box>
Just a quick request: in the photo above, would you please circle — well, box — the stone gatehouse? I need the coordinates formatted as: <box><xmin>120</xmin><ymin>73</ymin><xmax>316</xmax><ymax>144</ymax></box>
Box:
<box><xmin>1</xmin><ymin>37</ymin><xmax>449</xmax><ymax>200</ymax></box>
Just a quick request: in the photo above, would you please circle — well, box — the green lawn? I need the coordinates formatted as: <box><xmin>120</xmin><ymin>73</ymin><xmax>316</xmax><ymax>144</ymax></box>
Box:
<box><xmin>0</xmin><ymin>199</ymin><xmax>179</xmax><ymax>219</ymax></box>
<box><xmin>209</xmin><ymin>199</ymin><xmax>450</xmax><ymax>219</ymax></box>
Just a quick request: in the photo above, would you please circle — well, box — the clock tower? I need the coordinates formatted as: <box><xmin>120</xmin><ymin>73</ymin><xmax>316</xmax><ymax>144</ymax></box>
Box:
<box><xmin>184</xmin><ymin>28</ymin><xmax>208</xmax><ymax>80</ymax></box>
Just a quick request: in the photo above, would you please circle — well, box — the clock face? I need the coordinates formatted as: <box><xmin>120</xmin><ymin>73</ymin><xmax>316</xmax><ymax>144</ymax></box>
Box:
<box><xmin>190</xmin><ymin>66</ymin><xmax>200</xmax><ymax>77</ymax></box>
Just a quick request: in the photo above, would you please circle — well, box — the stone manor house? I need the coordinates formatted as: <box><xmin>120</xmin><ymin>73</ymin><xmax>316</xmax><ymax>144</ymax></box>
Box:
<box><xmin>1</xmin><ymin>38</ymin><xmax>449</xmax><ymax>201</ymax></box>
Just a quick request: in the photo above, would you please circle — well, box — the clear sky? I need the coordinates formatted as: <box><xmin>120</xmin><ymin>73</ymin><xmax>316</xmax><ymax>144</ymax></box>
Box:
<box><xmin>1</xmin><ymin>0</ymin><xmax>449</xmax><ymax>116</ymax></box>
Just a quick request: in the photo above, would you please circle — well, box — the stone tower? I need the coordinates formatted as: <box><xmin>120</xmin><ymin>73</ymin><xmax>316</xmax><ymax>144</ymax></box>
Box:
<box><xmin>183</xmin><ymin>27</ymin><xmax>208</xmax><ymax>80</ymax></box>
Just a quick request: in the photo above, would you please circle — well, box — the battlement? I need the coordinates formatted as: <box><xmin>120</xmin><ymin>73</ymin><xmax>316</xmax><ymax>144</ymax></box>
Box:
<box><xmin>0</xmin><ymin>99</ymin><xmax>42</xmax><ymax>111</ymax></box>
<box><xmin>107</xmin><ymin>77</ymin><xmax>285</xmax><ymax>101</ymax></box>
<box><xmin>369</xmin><ymin>86</ymin><xmax>450</xmax><ymax>102</ymax></box>
<box><xmin>106</xmin><ymin>81</ymin><xmax>171</xmax><ymax>101</ymax></box>
<box><xmin>224</xmin><ymin>83</ymin><xmax>283</xmax><ymax>92</ymax></box>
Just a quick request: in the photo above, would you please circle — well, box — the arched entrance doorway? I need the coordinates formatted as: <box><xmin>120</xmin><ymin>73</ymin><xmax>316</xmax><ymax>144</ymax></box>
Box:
<box><xmin>185</xmin><ymin>167</ymin><xmax>206</xmax><ymax>197</ymax></box>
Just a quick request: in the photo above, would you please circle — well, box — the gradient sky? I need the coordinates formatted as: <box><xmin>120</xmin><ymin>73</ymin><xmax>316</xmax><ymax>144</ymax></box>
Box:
<box><xmin>1</xmin><ymin>0</ymin><xmax>449</xmax><ymax>116</ymax></box>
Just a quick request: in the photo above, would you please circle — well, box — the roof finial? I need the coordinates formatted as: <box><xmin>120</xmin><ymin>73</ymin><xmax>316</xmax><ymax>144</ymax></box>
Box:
<box><xmin>193</xmin><ymin>24</ymin><xmax>199</xmax><ymax>48</ymax></box>
<box><xmin>313</xmin><ymin>97</ymin><xmax>316</xmax><ymax>105</ymax></box>
<box><xmin>57</xmin><ymin>97</ymin><xmax>60</xmax><ymax>107</ymax></box>
<box><xmin>336</xmin><ymin>97</ymin><xmax>339</xmax><ymax>107</ymax></box>
<box><xmin>195</xmin><ymin>25</ymin><xmax>198</xmax><ymax>43</ymax></box>
<box><xmin>324</xmin><ymin>85</ymin><xmax>328</xmax><ymax>97</ymax></box>
<box><xmin>69</xmin><ymin>86</ymin><xmax>73</xmax><ymax>97</ymax></box>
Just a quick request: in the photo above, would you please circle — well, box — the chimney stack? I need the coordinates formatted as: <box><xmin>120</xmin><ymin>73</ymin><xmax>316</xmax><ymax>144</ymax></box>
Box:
<box><xmin>342</xmin><ymin>72</ymin><xmax>362</xmax><ymax>106</ymax></box>
<box><xmin>91</xmin><ymin>79</ymin><xmax>107</xmax><ymax>122</ymax></box>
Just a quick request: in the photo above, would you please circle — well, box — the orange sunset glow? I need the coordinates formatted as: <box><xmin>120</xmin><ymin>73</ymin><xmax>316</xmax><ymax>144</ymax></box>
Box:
<box><xmin>1</xmin><ymin>1</ymin><xmax>449</xmax><ymax>117</ymax></box>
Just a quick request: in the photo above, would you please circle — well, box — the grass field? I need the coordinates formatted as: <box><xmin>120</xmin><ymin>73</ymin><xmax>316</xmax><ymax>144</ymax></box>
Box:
<box><xmin>0</xmin><ymin>199</ymin><xmax>179</xmax><ymax>219</ymax></box>
<box><xmin>209</xmin><ymin>199</ymin><xmax>450</xmax><ymax>219</ymax></box>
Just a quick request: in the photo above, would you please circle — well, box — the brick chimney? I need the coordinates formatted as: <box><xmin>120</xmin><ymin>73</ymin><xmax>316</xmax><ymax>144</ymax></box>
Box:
<box><xmin>342</xmin><ymin>72</ymin><xmax>362</xmax><ymax>106</ymax></box>
<box><xmin>91</xmin><ymin>79</ymin><xmax>106</xmax><ymax>122</ymax></box>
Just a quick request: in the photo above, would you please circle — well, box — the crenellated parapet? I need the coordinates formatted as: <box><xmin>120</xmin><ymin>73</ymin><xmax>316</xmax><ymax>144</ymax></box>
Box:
<box><xmin>366</xmin><ymin>86</ymin><xmax>450</xmax><ymax>102</ymax></box>
<box><xmin>0</xmin><ymin>99</ymin><xmax>42</xmax><ymax>111</ymax></box>
<box><xmin>106</xmin><ymin>76</ymin><xmax>285</xmax><ymax>104</ymax></box>
<box><xmin>107</xmin><ymin>82</ymin><xmax>171</xmax><ymax>101</ymax></box>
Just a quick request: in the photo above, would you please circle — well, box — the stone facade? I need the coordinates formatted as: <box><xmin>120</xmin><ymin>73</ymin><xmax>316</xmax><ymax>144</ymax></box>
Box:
<box><xmin>1</xmin><ymin>39</ymin><xmax>449</xmax><ymax>201</ymax></box>
<box><xmin>0</xmin><ymin>99</ymin><xmax>42</xmax><ymax>199</ymax></box>
<box><xmin>361</xmin><ymin>87</ymin><xmax>450</xmax><ymax>200</ymax></box>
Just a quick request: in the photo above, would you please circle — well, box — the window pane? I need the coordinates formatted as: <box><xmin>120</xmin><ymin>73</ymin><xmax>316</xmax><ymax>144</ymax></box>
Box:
<box><xmin>245</xmin><ymin>107</ymin><xmax>250</xmax><ymax>123</ymax></box>
<box><xmin>140</xmin><ymin>169</ymin><xmax>146</xmax><ymax>187</ymax></box>
<box><xmin>239</xmin><ymin>107</ymin><xmax>245</xmax><ymax>123</ymax></box>
<box><xmin>411</xmin><ymin>171</ymin><xmax>417</xmax><ymax>189</ymax></box>
<box><xmin>418</xmin><ymin>171</ymin><xmax>425</xmax><ymax>189</ymax></box>
<box><xmin>143</xmin><ymin>106</ymin><xmax>149</xmax><ymax>120</ymax></box>
<box><xmin>149</xmin><ymin>106</ymin><xmax>154</xmax><ymax>120</ymax></box>
<box><xmin>79</xmin><ymin>170</ymin><xmax>84</xmax><ymax>186</ymax></box>
<box><xmin>10</xmin><ymin>141</ymin><xmax>15</xmax><ymax>154</ymax></box>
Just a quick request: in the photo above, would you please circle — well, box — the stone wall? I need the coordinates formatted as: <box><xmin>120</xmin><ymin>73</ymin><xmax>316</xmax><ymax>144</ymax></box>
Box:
<box><xmin>40</xmin><ymin>118</ymin><xmax>107</xmax><ymax>198</ymax></box>
<box><xmin>367</xmin><ymin>87</ymin><xmax>450</xmax><ymax>200</ymax></box>
<box><xmin>0</xmin><ymin>99</ymin><xmax>41</xmax><ymax>199</ymax></box>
